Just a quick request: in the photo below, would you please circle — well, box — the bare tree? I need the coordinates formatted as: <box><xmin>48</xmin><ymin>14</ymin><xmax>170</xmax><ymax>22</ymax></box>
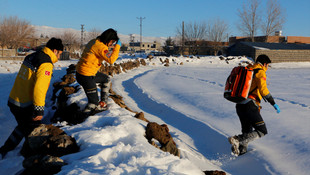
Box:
<box><xmin>59</xmin><ymin>31</ymin><xmax>78</xmax><ymax>52</ymax></box>
<box><xmin>86</xmin><ymin>27</ymin><xmax>102</xmax><ymax>42</ymax></box>
<box><xmin>0</xmin><ymin>16</ymin><xmax>34</xmax><ymax>56</ymax></box>
<box><xmin>207</xmin><ymin>18</ymin><xmax>229</xmax><ymax>42</ymax></box>
<box><xmin>207</xmin><ymin>18</ymin><xmax>229</xmax><ymax>55</ymax></box>
<box><xmin>262</xmin><ymin>0</ymin><xmax>285</xmax><ymax>37</ymax></box>
<box><xmin>176</xmin><ymin>21</ymin><xmax>207</xmax><ymax>41</ymax></box>
<box><xmin>237</xmin><ymin>0</ymin><xmax>262</xmax><ymax>42</ymax></box>
<box><xmin>176</xmin><ymin>21</ymin><xmax>207</xmax><ymax>55</ymax></box>
<box><xmin>0</xmin><ymin>17</ymin><xmax>11</xmax><ymax>56</ymax></box>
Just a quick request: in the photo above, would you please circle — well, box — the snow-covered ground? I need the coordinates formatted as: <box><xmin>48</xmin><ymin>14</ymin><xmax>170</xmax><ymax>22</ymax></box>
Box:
<box><xmin>0</xmin><ymin>55</ymin><xmax>309</xmax><ymax>175</ymax></box>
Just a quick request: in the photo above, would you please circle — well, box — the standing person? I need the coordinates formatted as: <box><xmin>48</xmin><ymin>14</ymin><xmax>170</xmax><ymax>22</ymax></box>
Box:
<box><xmin>0</xmin><ymin>38</ymin><xmax>64</xmax><ymax>159</ymax></box>
<box><xmin>76</xmin><ymin>28</ymin><xmax>121</xmax><ymax>114</ymax></box>
<box><xmin>228</xmin><ymin>54</ymin><xmax>281</xmax><ymax>156</ymax></box>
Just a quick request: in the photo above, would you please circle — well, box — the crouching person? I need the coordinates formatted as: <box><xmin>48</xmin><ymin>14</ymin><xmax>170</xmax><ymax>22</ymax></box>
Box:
<box><xmin>76</xmin><ymin>28</ymin><xmax>121</xmax><ymax>114</ymax></box>
<box><xmin>228</xmin><ymin>54</ymin><xmax>281</xmax><ymax>156</ymax></box>
<box><xmin>0</xmin><ymin>38</ymin><xmax>64</xmax><ymax>159</ymax></box>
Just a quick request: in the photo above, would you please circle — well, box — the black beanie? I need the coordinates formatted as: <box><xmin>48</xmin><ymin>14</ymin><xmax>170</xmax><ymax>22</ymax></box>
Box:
<box><xmin>46</xmin><ymin>37</ymin><xmax>64</xmax><ymax>51</ymax></box>
<box><xmin>256</xmin><ymin>54</ymin><xmax>271</xmax><ymax>64</ymax></box>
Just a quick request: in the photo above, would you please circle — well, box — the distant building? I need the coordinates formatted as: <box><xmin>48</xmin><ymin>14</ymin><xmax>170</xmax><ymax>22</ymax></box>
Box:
<box><xmin>183</xmin><ymin>41</ymin><xmax>229</xmax><ymax>55</ymax></box>
<box><xmin>229</xmin><ymin>36</ymin><xmax>286</xmax><ymax>45</ymax></box>
<box><xmin>228</xmin><ymin>32</ymin><xmax>310</xmax><ymax>62</ymax></box>
<box><xmin>229</xmin><ymin>35</ymin><xmax>310</xmax><ymax>45</ymax></box>
<box><xmin>287</xmin><ymin>36</ymin><xmax>310</xmax><ymax>44</ymax></box>
<box><xmin>228</xmin><ymin>42</ymin><xmax>310</xmax><ymax>62</ymax></box>
<box><xmin>127</xmin><ymin>41</ymin><xmax>162</xmax><ymax>53</ymax></box>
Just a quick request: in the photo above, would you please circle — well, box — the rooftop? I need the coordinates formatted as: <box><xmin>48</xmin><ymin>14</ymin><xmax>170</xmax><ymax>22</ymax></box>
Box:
<box><xmin>241</xmin><ymin>42</ymin><xmax>310</xmax><ymax>50</ymax></box>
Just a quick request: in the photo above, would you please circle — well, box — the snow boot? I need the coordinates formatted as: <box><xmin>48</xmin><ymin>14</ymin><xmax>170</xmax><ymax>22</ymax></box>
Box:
<box><xmin>94</xmin><ymin>101</ymin><xmax>108</xmax><ymax>113</ymax></box>
<box><xmin>229</xmin><ymin>131</ymin><xmax>264</xmax><ymax>156</ymax></box>
<box><xmin>228</xmin><ymin>135</ymin><xmax>241</xmax><ymax>156</ymax></box>
<box><xmin>83</xmin><ymin>103</ymin><xmax>97</xmax><ymax>114</ymax></box>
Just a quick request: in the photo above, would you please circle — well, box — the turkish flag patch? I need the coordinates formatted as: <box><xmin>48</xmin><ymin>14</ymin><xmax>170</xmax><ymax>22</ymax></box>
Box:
<box><xmin>104</xmin><ymin>50</ymin><xmax>109</xmax><ymax>54</ymax></box>
<box><xmin>45</xmin><ymin>71</ymin><xmax>51</xmax><ymax>76</ymax></box>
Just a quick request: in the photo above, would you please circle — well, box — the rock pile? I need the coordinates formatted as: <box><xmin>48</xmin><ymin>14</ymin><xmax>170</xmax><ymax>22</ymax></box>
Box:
<box><xmin>20</xmin><ymin>124</ymin><xmax>79</xmax><ymax>174</ymax></box>
<box><xmin>48</xmin><ymin>58</ymin><xmax>225</xmax><ymax>175</ymax></box>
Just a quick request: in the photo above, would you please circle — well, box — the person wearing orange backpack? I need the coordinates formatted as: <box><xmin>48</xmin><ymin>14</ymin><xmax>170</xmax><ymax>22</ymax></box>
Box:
<box><xmin>228</xmin><ymin>54</ymin><xmax>281</xmax><ymax>156</ymax></box>
<box><xmin>76</xmin><ymin>28</ymin><xmax>121</xmax><ymax>115</ymax></box>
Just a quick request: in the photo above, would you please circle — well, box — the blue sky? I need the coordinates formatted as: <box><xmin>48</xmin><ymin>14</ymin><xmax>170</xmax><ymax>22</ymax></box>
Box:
<box><xmin>0</xmin><ymin>0</ymin><xmax>309</xmax><ymax>38</ymax></box>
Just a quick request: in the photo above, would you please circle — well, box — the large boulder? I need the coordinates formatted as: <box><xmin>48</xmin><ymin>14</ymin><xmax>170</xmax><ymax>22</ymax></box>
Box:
<box><xmin>21</xmin><ymin>124</ymin><xmax>79</xmax><ymax>158</ymax></box>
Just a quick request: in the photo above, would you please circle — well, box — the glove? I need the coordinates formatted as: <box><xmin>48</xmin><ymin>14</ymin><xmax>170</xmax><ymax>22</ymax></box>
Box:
<box><xmin>116</xmin><ymin>40</ymin><xmax>122</xmax><ymax>47</ymax></box>
<box><xmin>273</xmin><ymin>104</ymin><xmax>281</xmax><ymax>113</ymax></box>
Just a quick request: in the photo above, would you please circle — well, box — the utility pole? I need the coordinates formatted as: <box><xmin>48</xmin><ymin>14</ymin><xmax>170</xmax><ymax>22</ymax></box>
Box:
<box><xmin>81</xmin><ymin>24</ymin><xmax>85</xmax><ymax>50</ymax></box>
<box><xmin>137</xmin><ymin>17</ymin><xmax>145</xmax><ymax>52</ymax></box>
<box><xmin>182</xmin><ymin>21</ymin><xmax>184</xmax><ymax>56</ymax></box>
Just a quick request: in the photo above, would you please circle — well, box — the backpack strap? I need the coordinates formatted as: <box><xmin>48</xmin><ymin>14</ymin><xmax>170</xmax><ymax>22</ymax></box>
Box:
<box><xmin>248</xmin><ymin>68</ymin><xmax>262</xmax><ymax>101</ymax></box>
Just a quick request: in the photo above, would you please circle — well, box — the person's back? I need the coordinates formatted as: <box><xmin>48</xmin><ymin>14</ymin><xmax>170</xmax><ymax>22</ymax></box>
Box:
<box><xmin>228</xmin><ymin>54</ymin><xmax>281</xmax><ymax>156</ymax></box>
<box><xmin>0</xmin><ymin>38</ymin><xmax>63</xmax><ymax>159</ymax></box>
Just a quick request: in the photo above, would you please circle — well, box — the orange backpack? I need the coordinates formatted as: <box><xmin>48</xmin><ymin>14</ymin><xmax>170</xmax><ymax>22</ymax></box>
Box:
<box><xmin>224</xmin><ymin>66</ymin><xmax>256</xmax><ymax>103</ymax></box>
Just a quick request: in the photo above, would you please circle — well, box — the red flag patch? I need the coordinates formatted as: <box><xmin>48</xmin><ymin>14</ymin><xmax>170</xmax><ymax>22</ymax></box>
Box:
<box><xmin>45</xmin><ymin>71</ymin><xmax>51</xmax><ymax>76</ymax></box>
<box><xmin>104</xmin><ymin>50</ymin><xmax>109</xmax><ymax>54</ymax></box>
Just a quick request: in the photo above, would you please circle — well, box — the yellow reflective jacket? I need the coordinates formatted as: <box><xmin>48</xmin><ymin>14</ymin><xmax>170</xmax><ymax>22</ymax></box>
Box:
<box><xmin>8</xmin><ymin>47</ymin><xmax>58</xmax><ymax>116</ymax></box>
<box><xmin>247</xmin><ymin>63</ymin><xmax>270</xmax><ymax>106</ymax></box>
<box><xmin>76</xmin><ymin>39</ymin><xmax>120</xmax><ymax>76</ymax></box>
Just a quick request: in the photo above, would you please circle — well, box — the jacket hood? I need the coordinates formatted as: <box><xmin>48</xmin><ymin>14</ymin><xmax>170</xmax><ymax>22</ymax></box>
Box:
<box><xmin>42</xmin><ymin>47</ymin><xmax>58</xmax><ymax>64</ymax></box>
<box><xmin>248</xmin><ymin>63</ymin><xmax>267</xmax><ymax>72</ymax></box>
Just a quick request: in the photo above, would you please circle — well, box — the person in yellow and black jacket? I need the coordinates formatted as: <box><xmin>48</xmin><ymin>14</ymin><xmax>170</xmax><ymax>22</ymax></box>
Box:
<box><xmin>76</xmin><ymin>28</ymin><xmax>121</xmax><ymax>114</ymax></box>
<box><xmin>228</xmin><ymin>54</ymin><xmax>281</xmax><ymax>156</ymax></box>
<box><xmin>0</xmin><ymin>38</ymin><xmax>63</xmax><ymax>159</ymax></box>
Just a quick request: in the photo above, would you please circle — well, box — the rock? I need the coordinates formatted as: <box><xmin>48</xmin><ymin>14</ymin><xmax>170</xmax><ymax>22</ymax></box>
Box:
<box><xmin>145</xmin><ymin>122</ymin><xmax>180</xmax><ymax>157</ymax></box>
<box><xmin>22</xmin><ymin>154</ymin><xmax>66</xmax><ymax>175</ymax></box>
<box><xmin>140</xmin><ymin>59</ymin><xmax>146</xmax><ymax>66</ymax></box>
<box><xmin>203</xmin><ymin>170</ymin><xmax>226</xmax><ymax>175</ymax></box>
<box><xmin>147</xmin><ymin>54</ymin><xmax>154</xmax><ymax>59</ymax></box>
<box><xmin>109</xmin><ymin>84</ymin><xmax>136</xmax><ymax>113</ymax></box>
<box><xmin>160</xmin><ymin>139</ymin><xmax>180</xmax><ymax>157</ymax></box>
<box><xmin>61</xmin><ymin>74</ymin><xmax>76</xmax><ymax>85</ymax></box>
<box><xmin>21</xmin><ymin>124</ymin><xmax>79</xmax><ymax>158</ymax></box>
<box><xmin>146</xmin><ymin>122</ymin><xmax>171</xmax><ymax>145</ymax></box>
<box><xmin>134</xmin><ymin>112</ymin><xmax>149</xmax><ymax>123</ymax></box>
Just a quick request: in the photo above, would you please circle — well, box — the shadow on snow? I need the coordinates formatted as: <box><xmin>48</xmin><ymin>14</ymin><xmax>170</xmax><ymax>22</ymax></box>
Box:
<box><xmin>122</xmin><ymin>70</ymin><xmax>279</xmax><ymax>175</ymax></box>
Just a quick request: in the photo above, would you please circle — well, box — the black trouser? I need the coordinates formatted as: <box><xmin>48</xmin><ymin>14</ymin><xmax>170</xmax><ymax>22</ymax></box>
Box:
<box><xmin>0</xmin><ymin>103</ymin><xmax>41</xmax><ymax>154</ymax></box>
<box><xmin>236</xmin><ymin>101</ymin><xmax>268</xmax><ymax>136</ymax></box>
<box><xmin>76</xmin><ymin>72</ymin><xmax>110</xmax><ymax>105</ymax></box>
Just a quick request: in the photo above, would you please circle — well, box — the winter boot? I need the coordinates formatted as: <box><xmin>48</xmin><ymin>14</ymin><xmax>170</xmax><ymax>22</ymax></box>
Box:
<box><xmin>238</xmin><ymin>143</ymin><xmax>248</xmax><ymax>155</ymax></box>
<box><xmin>83</xmin><ymin>103</ymin><xmax>97</xmax><ymax>114</ymax></box>
<box><xmin>228</xmin><ymin>135</ymin><xmax>241</xmax><ymax>156</ymax></box>
<box><xmin>0</xmin><ymin>126</ymin><xmax>25</xmax><ymax>159</ymax></box>
<box><xmin>94</xmin><ymin>101</ymin><xmax>108</xmax><ymax>113</ymax></box>
<box><xmin>229</xmin><ymin>130</ymin><xmax>264</xmax><ymax>156</ymax></box>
